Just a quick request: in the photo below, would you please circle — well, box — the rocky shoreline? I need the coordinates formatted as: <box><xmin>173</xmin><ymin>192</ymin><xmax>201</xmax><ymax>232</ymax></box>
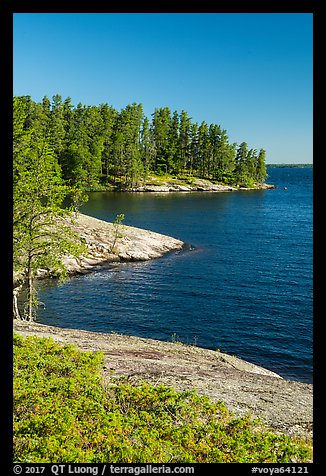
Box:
<box><xmin>120</xmin><ymin>178</ymin><xmax>275</xmax><ymax>193</ymax></box>
<box><xmin>13</xmin><ymin>212</ymin><xmax>312</xmax><ymax>442</ymax></box>
<box><xmin>13</xmin><ymin>213</ymin><xmax>185</xmax><ymax>283</ymax></box>
<box><xmin>62</xmin><ymin>213</ymin><xmax>185</xmax><ymax>274</ymax></box>
<box><xmin>13</xmin><ymin>319</ymin><xmax>312</xmax><ymax>440</ymax></box>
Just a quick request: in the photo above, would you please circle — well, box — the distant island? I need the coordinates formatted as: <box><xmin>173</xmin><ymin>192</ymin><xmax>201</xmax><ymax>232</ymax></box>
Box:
<box><xmin>267</xmin><ymin>163</ymin><xmax>313</xmax><ymax>168</ymax></box>
<box><xmin>14</xmin><ymin>94</ymin><xmax>268</xmax><ymax>192</ymax></box>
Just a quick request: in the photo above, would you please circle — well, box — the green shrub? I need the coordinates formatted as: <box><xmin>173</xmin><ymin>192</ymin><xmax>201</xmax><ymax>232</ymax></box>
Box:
<box><xmin>13</xmin><ymin>334</ymin><xmax>312</xmax><ymax>463</ymax></box>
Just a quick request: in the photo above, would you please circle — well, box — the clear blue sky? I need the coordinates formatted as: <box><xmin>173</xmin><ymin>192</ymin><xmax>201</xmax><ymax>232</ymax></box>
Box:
<box><xmin>13</xmin><ymin>13</ymin><xmax>313</xmax><ymax>164</ymax></box>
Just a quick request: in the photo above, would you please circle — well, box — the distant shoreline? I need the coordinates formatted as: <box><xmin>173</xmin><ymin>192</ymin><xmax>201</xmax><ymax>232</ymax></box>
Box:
<box><xmin>82</xmin><ymin>177</ymin><xmax>276</xmax><ymax>193</ymax></box>
<box><xmin>267</xmin><ymin>163</ymin><xmax>313</xmax><ymax>168</ymax></box>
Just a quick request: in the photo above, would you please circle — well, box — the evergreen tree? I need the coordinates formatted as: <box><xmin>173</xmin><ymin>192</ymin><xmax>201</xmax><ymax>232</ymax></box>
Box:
<box><xmin>61</xmin><ymin>103</ymin><xmax>89</xmax><ymax>187</ymax></box>
<box><xmin>151</xmin><ymin>107</ymin><xmax>171</xmax><ymax>174</ymax></box>
<box><xmin>197</xmin><ymin>121</ymin><xmax>210</xmax><ymax>177</ymax></box>
<box><xmin>13</xmin><ymin>97</ymin><xmax>32</xmax><ymax>169</ymax></box>
<box><xmin>167</xmin><ymin>110</ymin><xmax>180</xmax><ymax>174</ymax></box>
<box><xmin>189</xmin><ymin>122</ymin><xmax>199</xmax><ymax>176</ymax></box>
<box><xmin>178</xmin><ymin>110</ymin><xmax>192</xmax><ymax>174</ymax></box>
<box><xmin>13</xmin><ymin>107</ymin><xmax>85</xmax><ymax>320</ymax></box>
<box><xmin>111</xmin><ymin>103</ymin><xmax>143</xmax><ymax>187</ymax></box>
<box><xmin>48</xmin><ymin>94</ymin><xmax>66</xmax><ymax>162</ymax></box>
<box><xmin>83</xmin><ymin>105</ymin><xmax>105</xmax><ymax>183</ymax></box>
<box><xmin>208</xmin><ymin>124</ymin><xmax>222</xmax><ymax>177</ymax></box>
<box><xmin>210</xmin><ymin>129</ymin><xmax>233</xmax><ymax>182</ymax></box>
<box><xmin>140</xmin><ymin>116</ymin><xmax>155</xmax><ymax>182</ymax></box>
<box><xmin>61</xmin><ymin>103</ymin><xmax>102</xmax><ymax>187</ymax></box>
<box><xmin>13</xmin><ymin>95</ymin><xmax>268</xmax><ymax>190</ymax></box>
<box><xmin>99</xmin><ymin>103</ymin><xmax>118</xmax><ymax>182</ymax></box>
<box><xmin>235</xmin><ymin>142</ymin><xmax>249</xmax><ymax>185</ymax></box>
<box><xmin>245</xmin><ymin>149</ymin><xmax>258</xmax><ymax>185</ymax></box>
<box><xmin>224</xmin><ymin>141</ymin><xmax>237</xmax><ymax>184</ymax></box>
<box><xmin>41</xmin><ymin>96</ymin><xmax>51</xmax><ymax>133</ymax></box>
<box><xmin>256</xmin><ymin>148</ymin><xmax>267</xmax><ymax>184</ymax></box>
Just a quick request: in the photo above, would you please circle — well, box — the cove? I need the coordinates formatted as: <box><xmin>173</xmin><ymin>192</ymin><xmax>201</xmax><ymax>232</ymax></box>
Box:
<box><xmin>36</xmin><ymin>167</ymin><xmax>313</xmax><ymax>383</ymax></box>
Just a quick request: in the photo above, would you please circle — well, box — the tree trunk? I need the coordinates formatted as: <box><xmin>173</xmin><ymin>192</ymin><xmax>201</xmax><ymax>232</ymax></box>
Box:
<box><xmin>13</xmin><ymin>284</ymin><xmax>23</xmax><ymax>320</ymax></box>
<box><xmin>26</xmin><ymin>256</ymin><xmax>34</xmax><ymax>321</ymax></box>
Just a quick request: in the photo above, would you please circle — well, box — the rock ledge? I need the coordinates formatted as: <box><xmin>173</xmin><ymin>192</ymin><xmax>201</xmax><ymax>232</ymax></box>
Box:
<box><xmin>13</xmin><ymin>320</ymin><xmax>312</xmax><ymax>440</ymax></box>
<box><xmin>60</xmin><ymin>213</ymin><xmax>184</xmax><ymax>276</ymax></box>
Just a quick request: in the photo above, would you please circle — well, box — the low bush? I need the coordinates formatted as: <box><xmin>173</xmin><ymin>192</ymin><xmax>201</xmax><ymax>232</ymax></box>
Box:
<box><xmin>13</xmin><ymin>334</ymin><xmax>312</xmax><ymax>463</ymax></box>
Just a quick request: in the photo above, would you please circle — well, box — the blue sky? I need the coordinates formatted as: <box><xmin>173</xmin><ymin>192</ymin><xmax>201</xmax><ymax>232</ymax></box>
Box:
<box><xmin>13</xmin><ymin>13</ymin><xmax>313</xmax><ymax>164</ymax></box>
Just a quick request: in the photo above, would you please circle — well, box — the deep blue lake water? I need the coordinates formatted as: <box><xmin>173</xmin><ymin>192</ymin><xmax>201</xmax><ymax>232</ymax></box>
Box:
<box><xmin>36</xmin><ymin>167</ymin><xmax>313</xmax><ymax>383</ymax></box>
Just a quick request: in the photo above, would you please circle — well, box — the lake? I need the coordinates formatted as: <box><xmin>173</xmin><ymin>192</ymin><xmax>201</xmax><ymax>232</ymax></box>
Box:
<box><xmin>36</xmin><ymin>167</ymin><xmax>313</xmax><ymax>383</ymax></box>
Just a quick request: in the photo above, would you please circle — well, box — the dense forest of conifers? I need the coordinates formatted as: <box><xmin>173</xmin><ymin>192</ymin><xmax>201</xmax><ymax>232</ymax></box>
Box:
<box><xmin>13</xmin><ymin>94</ymin><xmax>267</xmax><ymax>189</ymax></box>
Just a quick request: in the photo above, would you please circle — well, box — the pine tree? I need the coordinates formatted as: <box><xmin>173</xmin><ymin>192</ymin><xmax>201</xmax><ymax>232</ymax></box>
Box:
<box><xmin>13</xmin><ymin>95</ymin><xmax>268</xmax><ymax>192</ymax></box>
<box><xmin>208</xmin><ymin>123</ymin><xmax>222</xmax><ymax>177</ymax></box>
<box><xmin>197</xmin><ymin>121</ymin><xmax>210</xmax><ymax>177</ymax></box>
<box><xmin>83</xmin><ymin>105</ymin><xmax>105</xmax><ymax>183</ymax></box>
<box><xmin>111</xmin><ymin>103</ymin><xmax>143</xmax><ymax>188</ymax></box>
<box><xmin>151</xmin><ymin>107</ymin><xmax>171</xmax><ymax>174</ymax></box>
<box><xmin>167</xmin><ymin>110</ymin><xmax>180</xmax><ymax>174</ymax></box>
<box><xmin>99</xmin><ymin>103</ymin><xmax>118</xmax><ymax>182</ymax></box>
<box><xmin>189</xmin><ymin>122</ymin><xmax>199</xmax><ymax>176</ymax></box>
<box><xmin>245</xmin><ymin>149</ymin><xmax>258</xmax><ymax>186</ymax></box>
<box><xmin>235</xmin><ymin>142</ymin><xmax>249</xmax><ymax>186</ymax></box>
<box><xmin>49</xmin><ymin>94</ymin><xmax>66</xmax><ymax>159</ymax></box>
<box><xmin>41</xmin><ymin>96</ymin><xmax>51</xmax><ymax>132</ymax></box>
<box><xmin>256</xmin><ymin>148</ymin><xmax>267</xmax><ymax>184</ymax></box>
<box><xmin>211</xmin><ymin>129</ymin><xmax>234</xmax><ymax>182</ymax></box>
<box><xmin>140</xmin><ymin>116</ymin><xmax>155</xmax><ymax>182</ymax></box>
<box><xmin>178</xmin><ymin>110</ymin><xmax>192</xmax><ymax>174</ymax></box>
<box><xmin>13</xmin><ymin>98</ymin><xmax>86</xmax><ymax>321</ymax></box>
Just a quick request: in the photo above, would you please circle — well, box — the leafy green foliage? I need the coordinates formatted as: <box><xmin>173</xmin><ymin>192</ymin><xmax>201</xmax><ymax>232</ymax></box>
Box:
<box><xmin>13</xmin><ymin>96</ymin><xmax>268</xmax><ymax>190</ymax></box>
<box><xmin>13</xmin><ymin>96</ymin><xmax>87</xmax><ymax>320</ymax></box>
<box><xmin>14</xmin><ymin>334</ymin><xmax>312</xmax><ymax>463</ymax></box>
<box><xmin>109</xmin><ymin>213</ymin><xmax>125</xmax><ymax>254</ymax></box>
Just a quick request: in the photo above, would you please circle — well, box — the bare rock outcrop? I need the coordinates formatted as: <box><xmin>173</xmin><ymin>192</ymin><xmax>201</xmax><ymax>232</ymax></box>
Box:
<box><xmin>13</xmin><ymin>320</ymin><xmax>312</xmax><ymax>440</ymax></box>
<box><xmin>13</xmin><ymin>213</ymin><xmax>185</xmax><ymax>288</ymax></box>
<box><xmin>126</xmin><ymin>178</ymin><xmax>275</xmax><ymax>193</ymax></box>
<box><xmin>59</xmin><ymin>213</ymin><xmax>185</xmax><ymax>275</ymax></box>
<box><xmin>13</xmin><ymin>211</ymin><xmax>311</xmax><ymax>442</ymax></box>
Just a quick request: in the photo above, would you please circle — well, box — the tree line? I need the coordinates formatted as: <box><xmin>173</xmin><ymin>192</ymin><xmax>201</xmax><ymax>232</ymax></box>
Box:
<box><xmin>13</xmin><ymin>94</ymin><xmax>268</xmax><ymax>320</ymax></box>
<box><xmin>14</xmin><ymin>95</ymin><xmax>267</xmax><ymax>190</ymax></box>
